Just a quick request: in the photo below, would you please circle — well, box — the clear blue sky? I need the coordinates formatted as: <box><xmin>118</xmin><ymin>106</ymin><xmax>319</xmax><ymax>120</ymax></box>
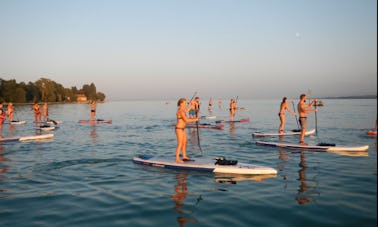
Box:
<box><xmin>0</xmin><ymin>0</ymin><xmax>376</xmax><ymax>100</ymax></box>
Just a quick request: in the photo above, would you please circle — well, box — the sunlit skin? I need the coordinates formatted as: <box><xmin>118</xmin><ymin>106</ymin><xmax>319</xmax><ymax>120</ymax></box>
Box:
<box><xmin>278</xmin><ymin>97</ymin><xmax>296</xmax><ymax>133</ymax></box>
<box><xmin>43</xmin><ymin>102</ymin><xmax>49</xmax><ymax>121</ymax></box>
<box><xmin>175</xmin><ymin>98</ymin><xmax>198</xmax><ymax>163</ymax></box>
<box><xmin>229</xmin><ymin>99</ymin><xmax>236</xmax><ymax>120</ymax></box>
<box><xmin>0</xmin><ymin>103</ymin><xmax>5</xmax><ymax>137</ymax></box>
<box><xmin>6</xmin><ymin>102</ymin><xmax>14</xmax><ymax>122</ymax></box>
<box><xmin>297</xmin><ymin>94</ymin><xmax>317</xmax><ymax>144</ymax></box>
<box><xmin>90</xmin><ymin>101</ymin><xmax>96</xmax><ymax>120</ymax></box>
<box><xmin>32</xmin><ymin>103</ymin><xmax>41</xmax><ymax>123</ymax></box>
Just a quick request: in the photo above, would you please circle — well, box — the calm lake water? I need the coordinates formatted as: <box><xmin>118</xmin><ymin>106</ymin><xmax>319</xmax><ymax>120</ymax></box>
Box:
<box><xmin>0</xmin><ymin>99</ymin><xmax>376</xmax><ymax>227</ymax></box>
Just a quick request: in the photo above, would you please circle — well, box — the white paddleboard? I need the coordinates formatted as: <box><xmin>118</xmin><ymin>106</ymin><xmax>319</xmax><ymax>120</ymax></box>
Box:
<box><xmin>252</xmin><ymin>129</ymin><xmax>316</xmax><ymax>137</ymax></box>
<box><xmin>35</xmin><ymin>125</ymin><xmax>56</xmax><ymax>131</ymax></box>
<box><xmin>133</xmin><ymin>155</ymin><xmax>277</xmax><ymax>175</ymax></box>
<box><xmin>10</xmin><ymin>120</ymin><xmax>27</xmax><ymax>125</ymax></box>
<box><xmin>256</xmin><ymin>140</ymin><xmax>369</xmax><ymax>152</ymax></box>
<box><xmin>1</xmin><ymin>133</ymin><xmax>54</xmax><ymax>142</ymax></box>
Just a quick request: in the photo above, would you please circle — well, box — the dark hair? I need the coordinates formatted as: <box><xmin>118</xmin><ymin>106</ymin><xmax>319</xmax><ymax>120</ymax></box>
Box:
<box><xmin>282</xmin><ymin>97</ymin><xmax>287</xmax><ymax>103</ymax></box>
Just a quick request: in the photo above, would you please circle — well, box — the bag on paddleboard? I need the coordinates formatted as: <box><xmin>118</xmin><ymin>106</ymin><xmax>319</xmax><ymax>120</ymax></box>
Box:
<box><xmin>215</xmin><ymin>157</ymin><xmax>238</xmax><ymax>165</ymax></box>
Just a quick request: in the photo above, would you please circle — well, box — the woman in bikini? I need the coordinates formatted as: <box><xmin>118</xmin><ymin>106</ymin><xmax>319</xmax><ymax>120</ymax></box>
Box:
<box><xmin>90</xmin><ymin>100</ymin><xmax>96</xmax><ymax>120</ymax></box>
<box><xmin>278</xmin><ymin>97</ymin><xmax>296</xmax><ymax>133</ymax></box>
<box><xmin>32</xmin><ymin>103</ymin><xmax>41</xmax><ymax>123</ymax></box>
<box><xmin>229</xmin><ymin>99</ymin><xmax>236</xmax><ymax>120</ymax></box>
<box><xmin>6</xmin><ymin>102</ymin><xmax>15</xmax><ymax>122</ymax></box>
<box><xmin>175</xmin><ymin>98</ymin><xmax>198</xmax><ymax>163</ymax></box>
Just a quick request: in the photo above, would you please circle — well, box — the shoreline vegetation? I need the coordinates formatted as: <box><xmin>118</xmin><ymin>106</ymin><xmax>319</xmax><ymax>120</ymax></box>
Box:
<box><xmin>0</xmin><ymin>77</ymin><xmax>106</xmax><ymax>104</ymax></box>
<box><xmin>321</xmin><ymin>95</ymin><xmax>377</xmax><ymax>99</ymax></box>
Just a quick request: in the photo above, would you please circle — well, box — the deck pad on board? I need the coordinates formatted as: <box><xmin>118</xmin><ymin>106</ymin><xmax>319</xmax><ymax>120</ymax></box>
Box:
<box><xmin>133</xmin><ymin>155</ymin><xmax>277</xmax><ymax>175</ymax></box>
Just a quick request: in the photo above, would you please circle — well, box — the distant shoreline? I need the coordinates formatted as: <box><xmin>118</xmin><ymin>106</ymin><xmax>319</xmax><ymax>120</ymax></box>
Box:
<box><xmin>321</xmin><ymin>95</ymin><xmax>377</xmax><ymax>99</ymax></box>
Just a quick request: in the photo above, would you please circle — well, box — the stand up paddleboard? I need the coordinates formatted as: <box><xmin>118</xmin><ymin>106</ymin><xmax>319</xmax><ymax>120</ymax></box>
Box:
<box><xmin>78</xmin><ymin>119</ymin><xmax>112</xmax><ymax>124</ymax></box>
<box><xmin>252</xmin><ymin>129</ymin><xmax>316</xmax><ymax>137</ymax></box>
<box><xmin>216</xmin><ymin>118</ymin><xmax>250</xmax><ymax>123</ymax></box>
<box><xmin>35</xmin><ymin>125</ymin><xmax>56</xmax><ymax>131</ymax></box>
<box><xmin>0</xmin><ymin>133</ymin><xmax>54</xmax><ymax>142</ymax></box>
<box><xmin>133</xmin><ymin>155</ymin><xmax>277</xmax><ymax>175</ymax></box>
<box><xmin>182</xmin><ymin>123</ymin><xmax>224</xmax><ymax>130</ymax></box>
<box><xmin>201</xmin><ymin>115</ymin><xmax>216</xmax><ymax>120</ymax></box>
<box><xmin>366</xmin><ymin>129</ymin><xmax>377</xmax><ymax>136</ymax></box>
<box><xmin>256</xmin><ymin>140</ymin><xmax>369</xmax><ymax>152</ymax></box>
<box><xmin>9</xmin><ymin>120</ymin><xmax>27</xmax><ymax>125</ymax></box>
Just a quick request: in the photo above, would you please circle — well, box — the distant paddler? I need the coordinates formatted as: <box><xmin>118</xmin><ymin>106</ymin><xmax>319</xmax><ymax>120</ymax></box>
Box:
<box><xmin>90</xmin><ymin>100</ymin><xmax>96</xmax><ymax>120</ymax></box>
<box><xmin>43</xmin><ymin>102</ymin><xmax>49</xmax><ymax>122</ymax></box>
<box><xmin>31</xmin><ymin>102</ymin><xmax>41</xmax><ymax>123</ymax></box>
<box><xmin>229</xmin><ymin>98</ymin><xmax>237</xmax><ymax>121</ymax></box>
<box><xmin>6</xmin><ymin>102</ymin><xmax>15</xmax><ymax>122</ymax></box>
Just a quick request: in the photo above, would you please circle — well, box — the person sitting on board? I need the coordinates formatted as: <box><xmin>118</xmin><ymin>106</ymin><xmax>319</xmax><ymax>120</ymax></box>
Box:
<box><xmin>6</xmin><ymin>102</ymin><xmax>15</xmax><ymax>122</ymax></box>
<box><xmin>90</xmin><ymin>100</ymin><xmax>96</xmax><ymax>120</ymax></box>
<box><xmin>278</xmin><ymin>97</ymin><xmax>296</xmax><ymax>133</ymax></box>
<box><xmin>175</xmin><ymin>98</ymin><xmax>199</xmax><ymax>163</ymax></box>
<box><xmin>297</xmin><ymin>94</ymin><xmax>317</xmax><ymax>145</ymax></box>
<box><xmin>229</xmin><ymin>98</ymin><xmax>237</xmax><ymax>120</ymax></box>
<box><xmin>31</xmin><ymin>102</ymin><xmax>41</xmax><ymax>123</ymax></box>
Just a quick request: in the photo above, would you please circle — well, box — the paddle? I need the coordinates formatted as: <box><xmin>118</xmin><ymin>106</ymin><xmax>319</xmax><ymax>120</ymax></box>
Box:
<box><xmin>291</xmin><ymin>101</ymin><xmax>300</xmax><ymax>130</ymax></box>
<box><xmin>189</xmin><ymin>92</ymin><xmax>203</xmax><ymax>154</ymax></box>
<box><xmin>314</xmin><ymin>99</ymin><xmax>318</xmax><ymax>136</ymax></box>
<box><xmin>48</xmin><ymin>117</ymin><xmax>58</xmax><ymax>125</ymax></box>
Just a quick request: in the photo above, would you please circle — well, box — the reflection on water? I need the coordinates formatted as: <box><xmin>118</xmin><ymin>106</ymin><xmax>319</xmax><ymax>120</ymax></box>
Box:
<box><xmin>90</xmin><ymin>125</ymin><xmax>97</xmax><ymax>143</ymax></box>
<box><xmin>229</xmin><ymin>122</ymin><xmax>235</xmax><ymax>135</ymax></box>
<box><xmin>295</xmin><ymin>152</ymin><xmax>319</xmax><ymax>205</ymax></box>
<box><xmin>214</xmin><ymin>173</ymin><xmax>277</xmax><ymax>184</ymax></box>
<box><xmin>0</xmin><ymin>143</ymin><xmax>9</xmax><ymax>197</ymax></box>
<box><xmin>7</xmin><ymin>124</ymin><xmax>15</xmax><ymax>138</ymax></box>
<box><xmin>171</xmin><ymin>172</ymin><xmax>197</xmax><ymax>226</ymax></box>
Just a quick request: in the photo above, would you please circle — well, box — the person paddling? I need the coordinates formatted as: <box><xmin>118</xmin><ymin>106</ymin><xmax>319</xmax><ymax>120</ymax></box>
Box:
<box><xmin>278</xmin><ymin>97</ymin><xmax>296</xmax><ymax>133</ymax></box>
<box><xmin>6</xmin><ymin>102</ymin><xmax>15</xmax><ymax>122</ymax></box>
<box><xmin>229</xmin><ymin>98</ymin><xmax>237</xmax><ymax>120</ymax></box>
<box><xmin>297</xmin><ymin>94</ymin><xmax>317</xmax><ymax>145</ymax></box>
<box><xmin>90</xmin><ymin>100</ymin><xmax>96</xmax><ymax>120</ymax></box>
<box><xmin>31</xmin><ymin>102</ymin><xmax>41</xmax><ymax>123</ymax></box>
<box><xmin>175</xmin><ymin>98</ymin><xmax>199</xmax><ymax>163</ymax></box>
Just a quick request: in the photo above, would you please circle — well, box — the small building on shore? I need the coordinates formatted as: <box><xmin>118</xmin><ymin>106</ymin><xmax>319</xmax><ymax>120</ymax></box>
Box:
<box><xmin>76</xmin><ymin>94</ymin><xmax>88</xmax><ymax>103</ymax></box>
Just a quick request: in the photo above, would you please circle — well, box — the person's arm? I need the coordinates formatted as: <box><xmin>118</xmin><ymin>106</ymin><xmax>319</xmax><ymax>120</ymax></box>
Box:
<box><xmin>179</xmin><ymin>110</ymin><xmax>198</xmax><ymax>123</ymax></box>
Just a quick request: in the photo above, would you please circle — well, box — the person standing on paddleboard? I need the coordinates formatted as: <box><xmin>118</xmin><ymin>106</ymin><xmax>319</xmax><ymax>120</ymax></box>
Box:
<box><xmin>0</xmin><ymin>103</ymin><xmax>5</xmax><ymax>128</ymax></box>
<box><xmin>6</xmin><ymin>102</ymin><xmax>15</xmax><ymax>122</ymax></box>
<box><xmin>31</xmin><ymin>102</ymin><xmax>41</xmax><ymax>123</ymax></box>
<box><xmin>175</xmin><ymin>98</ymin><xmax>199</xmax><ymax>163</ymax></box>
<box><xmin>43</xmin><ymin>102</ymin><xmax>49</xmax><ymax>122</ymax></box>
<box><xmin>278</xmin><ymin>97</ymin><xmax>296</xmax><ymax>133</ymax></box>
<box><xmin>90</xmin><ymin>100</ymin><xmax>96</xmax><ymax>120</ymax></box>
<box><xmin>229</xmin><ymin>99</ymin><xmax>237</xmax><ymax>120</ymax></box>
<box><xmin>298</xmin><ymin>94</ymin><xmax>317</xmax><ymax>145</ymax></box>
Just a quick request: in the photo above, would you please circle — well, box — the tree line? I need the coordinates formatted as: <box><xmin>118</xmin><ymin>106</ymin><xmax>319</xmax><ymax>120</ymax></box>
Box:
<box><xmin>0</xmin><ymin>77</ymin><xmax>106</xmax><ymax>103</ymax></box>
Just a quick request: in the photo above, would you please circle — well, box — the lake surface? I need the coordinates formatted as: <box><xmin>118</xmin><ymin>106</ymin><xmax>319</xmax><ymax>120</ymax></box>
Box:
<box><xmin>0</xmin><ymin>99</ymin><xmax>376</xmax><ymax>226</ymax></box>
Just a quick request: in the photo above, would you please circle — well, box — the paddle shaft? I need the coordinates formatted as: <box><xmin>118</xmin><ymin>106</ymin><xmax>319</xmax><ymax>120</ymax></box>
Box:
<box><xmin>189</xmin><ymin>91</ymin><xmax>203</xmax><ymax>154</ymax></box>
<box><xmin>291</xmin><ymin>101</ymin><xmax>300</xmax><ymax>129</ymax></box>
<box><xmin>314</xmin><ymin>100</ymin><xmax>318</xmax><ymax>136</ymax></box>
